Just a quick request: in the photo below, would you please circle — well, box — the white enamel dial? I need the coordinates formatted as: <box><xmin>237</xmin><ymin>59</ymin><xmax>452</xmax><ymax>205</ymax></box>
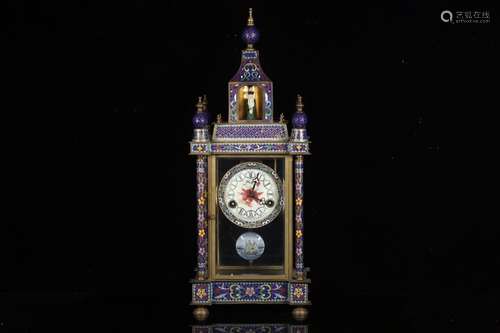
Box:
<box><xmin>218</xmin><ymin>162</ymin><xmax>283</xmax><ymax>228</ymax></box>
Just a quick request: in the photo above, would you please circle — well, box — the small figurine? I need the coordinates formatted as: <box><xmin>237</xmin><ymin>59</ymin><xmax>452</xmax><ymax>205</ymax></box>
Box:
<box><xmin>242</xmin><ymin>86</ymin><xmax>257</xmax><ymax>120</ymax></box>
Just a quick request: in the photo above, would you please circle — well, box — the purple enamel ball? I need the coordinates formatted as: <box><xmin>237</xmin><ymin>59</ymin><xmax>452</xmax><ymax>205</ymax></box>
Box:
<box><xmin>242</xmin><ymin>26</ymin><xmax>260</xmax><ymax>45</ymax></box>
<box><xmin>292</xmin><ymin>112</ymin><xmax>308</xmax><ymax>129</ymax></box>
<box><xmin>192</xmin><ymin>112</ymin><xmax>209</xmax><ymax>128</ymax></box>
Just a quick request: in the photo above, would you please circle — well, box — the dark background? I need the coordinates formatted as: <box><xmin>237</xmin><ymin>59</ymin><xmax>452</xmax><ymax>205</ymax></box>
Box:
<box><xmin>5</xmin><ymin>0</ymin><xmax>497</xmax><ymax>330</ymax></box>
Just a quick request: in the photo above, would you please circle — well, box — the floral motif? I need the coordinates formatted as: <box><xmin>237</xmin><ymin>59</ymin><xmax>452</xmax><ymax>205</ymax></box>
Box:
<box><xmin>198</xmin><ymin>229</ymin><xmax>205</xmax><ymax>237</ymax></box>
<box><xmin>287</xmin><ymin>142</ymin><xmax>310</xmax><ymax>154</ymax></box>
<box><xmin>190</xmin><ymin>143</ymin><xmax>210</xmax><ymax>154</ymax></box>
<box><xmin>245</xmin><ymin>287</ymin><xmax>256</xmax><ymax>297</ymax></box>
<box><xmin>293</xmin><ymin>287</ymin><xmax>304</xmax><ymax>299</ymax></box>
<box><xmin>296</xmin><ymin>230</ymin><xmax>302</xmax><ymax>238</ymax></box>
<box><xmin>289</xmin><ymin>283</ymin><xmax>308</xmax><ymax>304</ymax></box>
<box><xmin>192</xmin><ymin>283</ymin><xmax>211</xmax><ymax>304</ymax></box>
<box><xmin>196</xmin><ymin>288</ymin><xmax>207</xmax><ymax>299</ymax></box>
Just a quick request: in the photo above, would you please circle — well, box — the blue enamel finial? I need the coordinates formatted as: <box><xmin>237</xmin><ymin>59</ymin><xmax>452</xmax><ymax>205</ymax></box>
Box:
<box><xmin>242</xmin><ymin>8</ymin><xmax>260</xmax><ymax>49</ymax></box>
<box><xmin>292</xmin><ymin>95</ymin><xmax>308</xmax><ymax>129</ymax></box>
<box><xmin>192</xmin><ymin>96</ymin><xmax>210</xmax><ymax>128</ymax></box>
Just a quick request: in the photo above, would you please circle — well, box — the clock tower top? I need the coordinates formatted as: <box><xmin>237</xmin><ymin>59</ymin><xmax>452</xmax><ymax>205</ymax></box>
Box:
<box><xmin>228</xmin><ymin>8</ymin><xmax>273</xmax><ymax>123</ymax></box>
<box><xmin>190</xmin><ymin>9</ymin><xmax>310</xmax><ymax>156</ymax></box>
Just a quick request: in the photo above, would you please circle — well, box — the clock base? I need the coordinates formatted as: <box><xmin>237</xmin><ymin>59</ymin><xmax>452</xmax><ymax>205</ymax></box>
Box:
<box><xmin>191</xmin><ymin>279</ymin><xmax>311</xmax><ymax>304</ymax></box>
<box><xmin>193</xmin><ymin>306</ymin><xmax>210</xmax><ymax>321</ymax></box>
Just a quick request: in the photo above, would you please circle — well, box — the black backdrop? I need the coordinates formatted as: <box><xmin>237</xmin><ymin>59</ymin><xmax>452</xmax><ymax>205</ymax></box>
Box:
<box><xmin>5</xmin><ymin>0</ymin><xmax>498</xmax><ymax>330</ymax></box>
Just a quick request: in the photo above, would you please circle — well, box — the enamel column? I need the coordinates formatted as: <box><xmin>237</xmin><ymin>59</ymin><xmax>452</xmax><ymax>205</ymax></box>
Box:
<box><xmin>294</xmin><ymin>155</ymin><xmax>305</xmax><ymax>277</ymax></box>
<box><xmin>196</xmin><ymin>155</ymin><xmax>208</xmax><ymax>279</ymax></box>
<box><xmin>192</xmin><ymin>96</ymin><xmax>210</xmax><ymax>280</ymax></box>
<box><xmin>290</xmin><ymin>95</ymin><xmax>309</xmax><ymax>280</ymax></box>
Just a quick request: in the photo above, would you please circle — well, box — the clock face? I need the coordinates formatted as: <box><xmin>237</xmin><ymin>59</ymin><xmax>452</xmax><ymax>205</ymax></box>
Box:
<box><xmin>218</xmin><ymin>162</ymin><xmax>283</xmax><ymax>228</ymax></box>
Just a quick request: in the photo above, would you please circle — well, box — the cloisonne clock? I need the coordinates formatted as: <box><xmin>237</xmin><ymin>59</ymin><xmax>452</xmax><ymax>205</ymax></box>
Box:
<box><xmin>189</xmin><ymin>9</ymin><xmax>311</xmax><ymax>321</ymax></box>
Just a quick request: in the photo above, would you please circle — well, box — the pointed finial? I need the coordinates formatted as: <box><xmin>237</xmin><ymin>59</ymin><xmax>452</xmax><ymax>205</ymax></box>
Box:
<box><xmin>196</xmin><ymin>96</ymin><xmax>204</xmax><ymax>113</ymax></box>
<box><xmin>292</xmin><ymin>94</ymin><xmax>308</xmax><ymax>129</ymax></box>
<box><xmin>247</xmin><ymin>8</ymin><xmax>254</xmax><ymax>26</ymax></box>
<box><xmin>280</xmin><ymin>113</ymin><xmax>286</xmax><ymax>123</ymax></box>
<box><xmin>202</xmin><ymin>94</ymin><xmax>208</xmax><ymax>111</ymax></box>
<box><xmin>193</xmin><ymin>96</ymin><xmax>209</xmax><ymax>128</ymax></box>
<box><xmin>216</xmin><ymin>114</ymin><xmax>222</xmax><ymax>123</ymax></box>
<box><xmin>296</xmin><ymin>94</ymin><xmax>304</xmax><ymax>113</ymax></box>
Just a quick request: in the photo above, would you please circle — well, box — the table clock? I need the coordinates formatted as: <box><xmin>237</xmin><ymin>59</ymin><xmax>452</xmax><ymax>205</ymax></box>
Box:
<box><xmin>189</xmin><ymin>8</ymin><xmax>311</xmax><ymax>321</ymax></box>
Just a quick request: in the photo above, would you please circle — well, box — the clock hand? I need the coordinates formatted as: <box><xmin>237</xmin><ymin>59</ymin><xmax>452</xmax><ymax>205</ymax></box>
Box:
<box><xmin>251</xmin><ymin>173</ymin><xmax>259</xmax><ymax>191</ymax></box>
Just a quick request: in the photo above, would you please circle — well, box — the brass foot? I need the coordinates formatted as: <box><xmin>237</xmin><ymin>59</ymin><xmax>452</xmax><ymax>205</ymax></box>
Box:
<box><xmin>193</xmin><ymin>306</ymin><xmax>209</xmax><ymax>321</ymax></box>
<box><xmin>292</xmin><ymin>307</ymin><xmax>308</xmax><ymax>321</ymax></box>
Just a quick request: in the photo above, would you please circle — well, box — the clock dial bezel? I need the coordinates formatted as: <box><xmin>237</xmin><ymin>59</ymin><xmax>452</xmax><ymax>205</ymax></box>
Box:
<box><xmin>218</xmin><ymin>161</ymin><xmax>284</xmax><ymax>229</ymax></box>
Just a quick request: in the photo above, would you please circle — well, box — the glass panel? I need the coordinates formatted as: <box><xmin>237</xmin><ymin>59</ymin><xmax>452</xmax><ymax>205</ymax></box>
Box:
<box><xmin>216</xmin><ymin>157</ymin><xmax>286</xmax><ymax>276</ymax></box>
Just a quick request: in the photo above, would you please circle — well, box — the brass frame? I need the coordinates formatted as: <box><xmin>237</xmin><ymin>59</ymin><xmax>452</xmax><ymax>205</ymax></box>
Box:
<box><xmin>208</xmin><ymin>154</ymin><xmax>293</xmax><ymax>281</ymax></box>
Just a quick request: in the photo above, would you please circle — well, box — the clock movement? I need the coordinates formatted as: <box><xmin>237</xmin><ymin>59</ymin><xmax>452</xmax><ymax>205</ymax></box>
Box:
<box><xmin>189</xmin><ymin>8</ymin><xmax>311</xmax><ymax>321</ymax></box>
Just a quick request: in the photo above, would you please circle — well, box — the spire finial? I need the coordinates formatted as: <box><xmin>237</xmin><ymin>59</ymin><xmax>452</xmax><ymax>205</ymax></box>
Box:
<box><xmin>196</xmin><ymin>96</ymin><xmax>204</xmax><ymax>113</ymax></box>
<box><xmin>292</xmin><ymin>94</ymin><xmax>307</xmax><ymax>129</ymax></box>
<box><xmin>193</xmin><ymin>96</ymin><xmax>210</xmax><ymax>129</ymax></box>
<box><xmin>247</xmin><ymin>8</ymin><xmax>254</xmax><ymax>26</ymax></box>
<box><xmin>296</xmin><ymin>94</ymin><xmax>304</xmax><ymax>113</ymax></box>
<box><xmin>202</xmin><ymin>94</ymin><xmax>208</xmax><ymax>111</ymax></box>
